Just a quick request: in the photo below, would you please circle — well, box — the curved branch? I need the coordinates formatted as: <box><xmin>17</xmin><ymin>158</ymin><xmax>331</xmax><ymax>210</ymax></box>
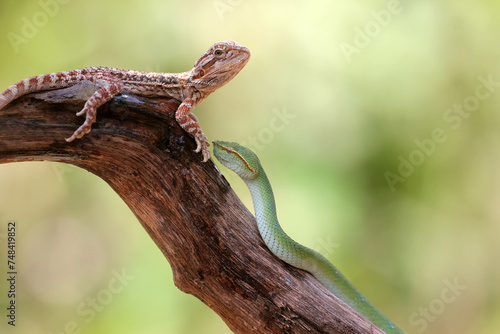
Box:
<box><xmin>0</xmin><ymin>83</ymin><xmax>387</xmax><ymax>334</ymax></box>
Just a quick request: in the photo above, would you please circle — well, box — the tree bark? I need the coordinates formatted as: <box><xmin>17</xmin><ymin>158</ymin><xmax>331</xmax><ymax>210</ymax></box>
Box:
<box><xmin>0</xmin><ymin>83</ymin><xmax>387</xmax><ymax>334</ymax></box>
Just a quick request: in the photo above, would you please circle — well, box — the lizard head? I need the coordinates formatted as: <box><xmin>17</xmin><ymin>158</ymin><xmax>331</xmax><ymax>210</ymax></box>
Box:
<box><xmin>190</xmin><ymin>40</ymin><xmax>250</xmax><ymax>92</ymax></box>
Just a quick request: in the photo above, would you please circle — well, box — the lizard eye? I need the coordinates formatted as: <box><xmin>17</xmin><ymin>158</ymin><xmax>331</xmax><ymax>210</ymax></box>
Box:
<box><xmin>213</xmin><ymin>48</ymin><xmax>225</xmax><ymax>57</ymax></box>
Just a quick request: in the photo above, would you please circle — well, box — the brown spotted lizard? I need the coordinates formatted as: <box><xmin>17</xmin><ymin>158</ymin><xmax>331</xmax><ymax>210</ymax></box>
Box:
<box><xmin>0</xmin><ymin>40</ymin><xmax>250</xmax><ymax>162</ymax></box>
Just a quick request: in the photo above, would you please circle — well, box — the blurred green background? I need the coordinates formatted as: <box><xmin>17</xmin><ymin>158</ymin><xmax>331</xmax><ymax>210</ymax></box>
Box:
<box><xmin>1</xmin><ymin>0</ymin><xmax>499</xmax><ymax>333</ymax></box>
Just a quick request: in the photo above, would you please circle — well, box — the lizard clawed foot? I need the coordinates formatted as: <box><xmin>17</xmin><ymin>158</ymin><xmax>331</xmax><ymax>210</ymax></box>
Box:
<box><xmin>194</xmin><ymin>134</ymin><xmax>211</xmax><ymax>162</ymax></box>
<box><xmin>75</xmin><ymin>109</ymin><xmax>86</xmax><ymax>117</ymax></box>
<box><xmin>66</xmin><ymin>107</ymin><xmax>97</xmax><ymax>142</ymax></box>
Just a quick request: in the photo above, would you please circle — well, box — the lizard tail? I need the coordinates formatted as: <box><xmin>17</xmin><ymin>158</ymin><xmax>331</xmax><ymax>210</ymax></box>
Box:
<box><xmin>0</xmin><ymin>68</ymin><xmax>100</xmax><ymax>110</ymax></box>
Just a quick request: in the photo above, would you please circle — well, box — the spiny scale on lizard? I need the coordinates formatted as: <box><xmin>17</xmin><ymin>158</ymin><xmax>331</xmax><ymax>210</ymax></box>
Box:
<box><xmin>0</xmin><ymin>40</ymin><xmax>250</xmax><ymax>162</ymax></box>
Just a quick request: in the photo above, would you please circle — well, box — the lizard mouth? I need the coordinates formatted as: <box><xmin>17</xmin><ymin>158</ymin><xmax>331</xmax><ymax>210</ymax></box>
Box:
<box><xmin>209</xmin><ymin>54</ymin><xmax>250</xmax><ymax>79</ymax></box>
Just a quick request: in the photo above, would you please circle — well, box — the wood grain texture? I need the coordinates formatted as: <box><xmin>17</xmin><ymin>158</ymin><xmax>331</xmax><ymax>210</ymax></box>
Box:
<box><xmin>0</xmin><ymin>83</ymin><xmax>387</xmax><ymax>334</ymax></box>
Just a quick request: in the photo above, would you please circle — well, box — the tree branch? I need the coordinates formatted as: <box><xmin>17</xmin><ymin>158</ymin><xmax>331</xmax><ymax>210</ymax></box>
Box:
<box><xmin>0</xmin><ymin>83</ymin><xmax>387</xmax><ymax>334</ymax></box>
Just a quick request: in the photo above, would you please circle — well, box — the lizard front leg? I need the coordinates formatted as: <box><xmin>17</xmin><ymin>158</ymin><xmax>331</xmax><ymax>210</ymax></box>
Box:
<box><xmin>175</xmin><ymin>96</ymin><xmax>210</xmax><ymax>162</ymax></box>
<box><xmin>66</xmin><ymin>78</ymin><xmax>123</xmax><ymax>142</ymax></box>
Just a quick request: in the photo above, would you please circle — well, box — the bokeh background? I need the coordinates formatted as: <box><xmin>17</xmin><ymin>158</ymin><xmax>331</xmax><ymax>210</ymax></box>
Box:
<box><xmin>1</xmin><ymin>1</ymin><xmax>499</xmax><ymax>333</ymax></box>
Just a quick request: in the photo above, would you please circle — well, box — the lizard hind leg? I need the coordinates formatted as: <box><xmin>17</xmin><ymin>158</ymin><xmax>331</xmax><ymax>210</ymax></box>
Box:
<box><xmin>66</xmin><ymin>79</ymin><xmax>123</xmax><ymax>142</ymax></box>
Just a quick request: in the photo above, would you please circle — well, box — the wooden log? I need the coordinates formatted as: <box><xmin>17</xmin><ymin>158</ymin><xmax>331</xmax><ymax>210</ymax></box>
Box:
<box><xmin>0</xmin><ymin>83</ymin><xmax>387</xmax><ymax>333</ymax></box>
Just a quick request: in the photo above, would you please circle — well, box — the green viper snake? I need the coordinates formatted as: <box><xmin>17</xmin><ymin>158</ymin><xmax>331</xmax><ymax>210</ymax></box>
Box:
<box><xmin>213</xmin><ymin>141</ymin><xmax>404</xmax><ymax>334</ymax></box>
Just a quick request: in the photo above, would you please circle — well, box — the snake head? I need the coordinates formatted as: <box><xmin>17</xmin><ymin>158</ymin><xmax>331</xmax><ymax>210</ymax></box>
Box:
<box><xmin>213</xmin><ymin>141</ymin><xmax>260</xmax><ymax>180</ymax></box>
